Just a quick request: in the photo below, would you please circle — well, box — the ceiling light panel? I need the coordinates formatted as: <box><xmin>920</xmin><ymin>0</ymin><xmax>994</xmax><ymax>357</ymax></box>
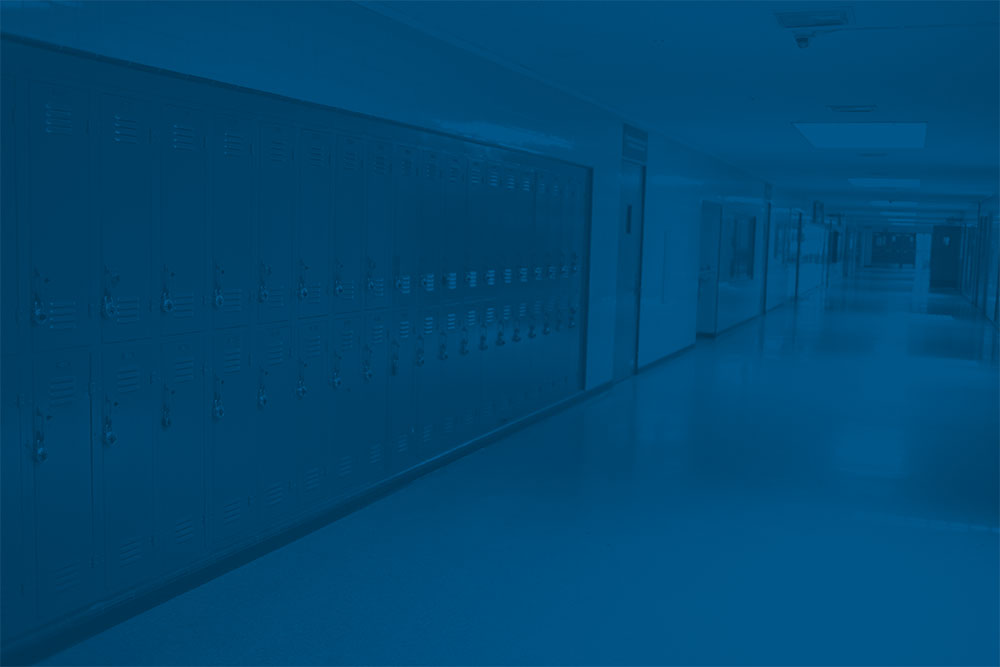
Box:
<box><xmin>848</xmin><ymin>178</ymin><xmax>921</xmax><ymax>189</ymax></box>
<box><xmin>794</xmin><ymin>122</ymin><xmax>927</xmax><ymax>149</ymax></box>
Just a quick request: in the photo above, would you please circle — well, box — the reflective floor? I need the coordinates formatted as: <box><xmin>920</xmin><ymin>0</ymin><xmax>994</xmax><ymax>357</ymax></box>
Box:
<box><xmin>44</xmin><ymin>271</ymin><xmax>999</xmax><ymax>666</ymax></box>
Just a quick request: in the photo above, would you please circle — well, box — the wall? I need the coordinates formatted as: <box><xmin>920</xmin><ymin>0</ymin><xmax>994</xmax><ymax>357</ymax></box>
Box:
<box><xmin>764</xmin><ymin>206</ymin><xmax>799</xmax><ymax>311</ymax></box>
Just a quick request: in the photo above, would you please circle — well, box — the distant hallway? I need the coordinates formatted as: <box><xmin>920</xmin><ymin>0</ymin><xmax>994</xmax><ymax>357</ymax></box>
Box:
<box><xmin>45</xmin><ymin>275</ymin><xmax>1000</xmax><ymax>666</ymax></box>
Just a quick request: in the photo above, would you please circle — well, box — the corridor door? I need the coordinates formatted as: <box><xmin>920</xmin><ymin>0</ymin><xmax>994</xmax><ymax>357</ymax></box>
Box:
<box><xmin>612</xmin><ymin>160</ymin><xmax>646</xmax><ymax>381</ymax></box>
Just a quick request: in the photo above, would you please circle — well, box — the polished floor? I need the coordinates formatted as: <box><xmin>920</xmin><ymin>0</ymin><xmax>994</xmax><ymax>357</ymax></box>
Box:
<box><xmin>43</xmin><ymin>270</ymin><xmax>999</xmax><ymax>666</ymax></box>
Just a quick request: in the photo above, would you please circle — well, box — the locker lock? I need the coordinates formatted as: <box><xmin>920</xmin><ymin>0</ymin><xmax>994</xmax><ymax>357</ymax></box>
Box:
<box><xmin>297</xmin><ymin>282</ymin><xmax>309</xmax><ymax>301</ymax></box>
<box><xmin>31</xmin><ymin>297</ymin><xmax>48</xmax><ymax>325</ymax></box>
<box><xmin>529</xmin><ymin>325</ymin><xmax>537</xmax><ymax>339</ymax></box>
<box><xmin>415</xmin><ymin>351</ymin><xmax>425</xmax><ymax>367</ymax></box>
<box><xmin>213</xmin><ymin>289</ymin><xmax>225</xmax><ymax>309</ymax></box>
<box><xmin>101</xmin><ymin>295</ymin><xmax>119</xmax><ymax>320</ymax></box>
<box><xmin>102</xmin><ymin>420</ymin><xmax>118</xmax><ymax>446</ymax></box>
<box><xmin>330</xmin><ymin>371</ymin><xmax>342</xmax><ymax>389</ymax></box>
<box><xmin>161</xmin><ymin>291</ymin><xmax>175</xmax><ymax>314</ymax></box>
<box><xmin>366</xmin><ymin>276</ymin><xmax>376</xmax><ymax>293</ymax></box>
<box><xmin>33</xmin><ymin>433</ymin><xmax>47</xmax><ymax>463</ymax></box>
<box><xmin>460</xmin><ymin>338</ymin><xmax>470</xmax><ymax>356</ymax></box>
<box><xmin>496</xmin><ymin>331</ymin><xmax>506</xmax><ymax>346</ymax></box>
<box><xmin>258</xmin><ymin>285</ymin><xmax>270</xmax><ymax>303</ymax></box>
<box><xmin>334</xmin><ymin>281</ymin><xmax>344</xmax><ymax>296</ymax></box>
<box><xmin>479</xmin><ymin>334</ymin><xmax>488</xmax><ymax>351</ymax></box>
<box><xmin>257</xmin><ymin>387</ymin><xmax>268</xmax><ymax>409</ymax></box>
<box><xmin>161</xmin><ymin>405</ymin><xmax>172</xmax><ymax>429</ymax></box>
<box><xmin>212</xmin><ymin>398</ymin><xmax>225</xmax><ymax>420</ymax></box>
<box><xmin>296</xmin><ymin>379</ymin><xmax>308</xmax><ymax>399</ymax></box>
<box><xmin>512</xmin><ymin>328</ymin><xmax>522</xmax><ymax>343</ymax></box>
<box><xmin>363</xmin><ymin>361</ymin><xmax>373</xmax><ymax>382</ymax></box>
<box><xmin>438</xmin><ymin>343</ymin><xmax>448</xmax><ymax>361</ymax></box>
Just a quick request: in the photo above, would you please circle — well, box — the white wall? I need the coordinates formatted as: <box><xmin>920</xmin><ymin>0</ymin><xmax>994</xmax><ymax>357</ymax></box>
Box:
<box><xmin>2</xmin><ymin>0</ymin><xmax>771</xmax><ymax>383</ymax></box>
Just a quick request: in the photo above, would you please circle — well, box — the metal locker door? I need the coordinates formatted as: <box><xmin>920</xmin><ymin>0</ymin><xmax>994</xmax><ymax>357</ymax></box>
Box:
<box><xmin>536</xmin><ymin>172</ymin><xmax>558</xmax><ymax>296</ymax></box>
<box><xmin>330</xmin><ymin>315</ymin><xmax>362</xmax><ymax>498</ymax></box>
<box><xmin>254</xmin><ymin>325</ymin><xmax>296</xmax><ymax>526</ymax></box>
<box><xmin>481</xmin><ymin>162</ymin><xmax>503</xmax><ymax>301</ymax></box>
<box><xmin>27</xmin><ymin>82</ymin><xmax>97</xmax><ymax>351</ymax></box>
<box><xmin>99</xmin><ymin>95</ymin><xmax>154</xmax><ymax>343</ymax></box>
<box><xmin>526</xmin><ymin>298</ymin><xmax>546</xmax><ymax>410</ymax></box>
<box><xmin>209</xmin><ymin>328</ymin><xmax>257</xmax><ymax>550</ymax></box>
<box><xmin>417</xmin><ymin>150</ymin><xmax>442</xmax><ymax>307</ymax></box>
<box><xmin>413</xmin><ymin>308</ymin><xmax>440</xmax><ymax>457</ymax></box>
<box><xmin>31</xmin><ymin>349</ymin><xmax>96</xmax><ymax>621</ymax></box>
<box><xmin>499</xmin><ymin>165</ymin><xmax>518</xmax><ymax>299</ymax></box>
<box><xmin>155</xmin><ymin>334</ymin><xmax>206</xmax><ymax>575</ymax></box>
<box><xmin>101</xmin><ymin>342</ymin><xmax>155</xmax><ymax>594</ymax></box>
<box><xmin>464</xmin><ymin>159</ymin><xmax>486</xmax><ymax>304</ymax></box>
<box><xmin>436</xmin><ymin>307</ymin><xmax>461</xmax><ymax>453</ymax></box>
<box><xmin>512</xmin><ymin>300</ymin><xmax>531</xmax><ymax>411</ymax></box>
<box><xmin>360</xmin><ymin>311</ymin><xmax>389</xmax><ymax>484</ymax></box>
<box><xmin>441</xmin><ymin>155</ymin><xmax>466</xmax><ymax>303</ymax></box>
<box><xmin>387</xmin><ymin>309</ymin><xmax>417</xmax><ymax>473</ymax></box>
<box><xmin>567</xmin><ymin>176</ymin><xmax>586</xmax><ymax>284</ymax></box>
<box><xmin>210</xmin><ymin>115</ymin><xmax>255</xmax><ymax>329</ymax></box>
<box><xmin>457</xmin><ymin>305</ymin><xmax>482</xmax><ymax>444</ymax></box>
<box><xmin>1</xmin><ymin>75</ymin><xmax>23</xmax><ymax>356</ymax></box>
<box><xmin>392</xmin><ymin>146</ymin><xmax>419</xmax><ymax>309</ymax></box>
<box><xmin>479</xmin><ymin>302</ymin><xmax>501</xmax><ymax>429</ymax></box>
<box><xmin>333</xmin><ymin>136</ymin><xmax>364</xmax><ymax>314</ymax></box>
<box><xmin>514</xmin><ymin>167</ymin><xmax>535</xmax><ymax>304</ymax></box>
<box><xmin>295</xmin><ymin>318</ymin><xmax>329</xmax><ymax>506</ymax></box>
<box><xmin>296</xmin><ymin>130</ymin><xmax>333</xmax><ymax>320</ymax></box>
<box><xmin>256</xmin><ymin>124</ymin><xmax>295</xmax><ymax>323</ymax></box>
<box><xmin>158</xmin><ymin>105</ymin><xmax>208</xmax><ymax>337</ymax></box>
<box><xmin>364</xmin><ymin>141</ymin><xmax>392</xmax><ymax>310</ymax></box>
<box><xmin>497</xmin><ymin>300</ymin><xmax>519</xmax><ymax>420</ymax></box>
<box><xmin>1</xmin><ymin>355</ymin><xmax>33</xmax><ymax>638</ymax></box>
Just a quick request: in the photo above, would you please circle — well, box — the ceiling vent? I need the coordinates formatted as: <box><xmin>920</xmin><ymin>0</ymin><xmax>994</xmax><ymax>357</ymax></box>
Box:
<box><xmin>775</xmin><ymin>9</ymin><xmax>853</xmax><ymax>29</ymax></box>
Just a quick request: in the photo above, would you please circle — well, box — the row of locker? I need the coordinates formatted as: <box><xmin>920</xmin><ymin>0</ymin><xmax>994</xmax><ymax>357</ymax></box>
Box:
<box><xmin>1</xmin><ymin>76</ymin><xmax>589</xmax><ymax>353</ymax></box>
<box><xmin>1</xmin><ymin>295</ymin><xmax>582</xmax><ymax>636</ymax></box>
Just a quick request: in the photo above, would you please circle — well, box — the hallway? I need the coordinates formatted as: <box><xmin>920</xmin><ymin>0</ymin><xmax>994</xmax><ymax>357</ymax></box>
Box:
<box><xmin>43</xmin><ymin>275</ymin><xmax>999</xmax><ymax>666</ymax></box>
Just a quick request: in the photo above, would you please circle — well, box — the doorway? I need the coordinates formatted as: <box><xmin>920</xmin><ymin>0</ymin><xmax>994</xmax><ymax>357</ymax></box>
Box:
<box><xmin>612</xmin><ymin>159</ymin><xmax>646</xmax><ymax>381</ymax></box>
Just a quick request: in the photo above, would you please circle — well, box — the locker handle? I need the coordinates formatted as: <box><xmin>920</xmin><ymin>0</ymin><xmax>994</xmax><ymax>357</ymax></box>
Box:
<box><xmin>363</xmin><ymin>362</ymin><xmax>373</xmax><ymax>382</ymax></box>
<box><xmin>213</xmin><ymin>398</ymin><xmax>226</xmax><ymax>420</ymax></box>
<box><xmin>258</xmin><ymin>285</ymin><xmax>270</xmax><ymax>303</ymax></box>
<box><xmin>438</xmin><ymin>344</ymin><xmax>448</xmax><ymax>361</ymax></box>
<box><xmin>391</xmin><ymin>357</ymin><xmax>399</xmax><ymax>376</ymax></box>
<box><xmin>330</xmin><ymin>372</ymin><xmax>342</xmax><ymax>388</ymax></box>
<box><xmin>297</xmin><ymin>284</ymin><xmax>309</xmax><ymax>301</ymax></box>
<box><xmin>33</xmin><ymin>432</ymin><xmax>47</xmax><ymax>463</ymax></box>
<box><xmin>460</xmin><ymin>340</ymin><xmax>470</xmax><ymax>356</ymax></box>
<box><xmin>257</xmin><ymin>387</ymin><xmax>268</xmax><ymax>409</ymax></box>
<box><xmin>512</xmin><ymin>329</ymin><xmax>522</xmax><ymax>343</ymax></box>
<box><xmin>31</xmin><ymin>297</ymin><xmax>48</xmax><ymax>325</ymax></box>
<box><xmin>102</xmin><ymin>420</ymin><xmax>118</xmax><ymax>446</ymax></box>
<box><xmin>415</xmin><ymin>353</ymin><xmax>425</xmax><ymax>367</ymax></box>
<box><xmin>529</xmin><ymin>327</ymin><xmax>537</xmax><ymax>339</ymax></box>
<box><xmin>213</xmin><ymin>289</ymin><xmax>225</xmax><ymax>309</ymax></box>
<box><xmin>101</xmin><ymin>294</ymin><xmax>119</xmax><ymax>320</ymax></box>
<box><xmin>296</xmin><ymin>380</ymin><xmax>308</xmax><ymax>399</ymax></box>
<box><xmin>161</xmin><ymin>291</ymin><xmax>175</xmax><ymax>314</ymax></box>
<box><xmin>334</xmin><ymin>281</ymin><xmax>344</xmax><ymax>296</ymax></box>
<box><xmin>161</xmin><ymin>405</ymin><xmax>172</xmax><ymax>429</ymax></box>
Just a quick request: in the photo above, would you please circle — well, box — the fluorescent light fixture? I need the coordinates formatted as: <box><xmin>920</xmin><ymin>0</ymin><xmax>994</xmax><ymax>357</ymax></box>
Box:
<box><xmin>794</xmin><ymin>122</ymin><xmax>927</xmax><ymax>149</ymax></box>
<box><xmin>849</xmin><ymin>178</ymin><xmax>921</xmax><ymax>189</ymax></box>
<box><xmin>887</xmin><ymin>218</ymin><xmax>919</xmax><ymax>223</ymax></box>
<box><xmin>870</xmin><ymin>201</ymin><xmax>918</xmax><ymax>207</ymax></box>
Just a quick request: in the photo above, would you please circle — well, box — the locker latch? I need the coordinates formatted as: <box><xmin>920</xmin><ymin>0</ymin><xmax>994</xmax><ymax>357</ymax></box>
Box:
<box><xmin>334</xmin><ymin>280</ymin><xmax>344</xmax><ymax>296</ymax></box>
<box><xmin>212</xmin><ymin>395</ymin><xmax>226</xmax><ymax>420</ymax></box>
<box><xmin>297</xmin><ymin>278</ymin><xmax>309</xmax><ymax>301</ymax></box>
<box><xmin>31</xmin><ymin>296</ymin><xmax>48</xmax><ymax>326</ymax></box>
<box><xmin>496</xmin><ymin>330</ymin><xmax>506</xmax><ymax>346</ymax></box>
<box><xmin>569</xmin><ymin>307</ymin><xmax>578</xmax><ymax>329</ymax></box>
<box><xmin>32</xmin><ymin>431</ymin><xmax>47</xmax><ymax>463</ymax></box>
<box><xmin>460</xmin><ymin>337</ymin><xmax>470</xmax><ymax>356</ymax></box>
<box><xmin>161</xmin><ymin>404</ymin><xmax>172</xmax><ymax>429</ymax></box>
<box><xmin>257</xmin><ymin>386</ymin><xmax>268</xmax><ymax>409</ymax></box>
<box><xmin>415</xmin><ymin>348</ymin><xmax>425</xmax><ymax>367</ymax></box>
<box><xmin>257</xmin><ymin>284</ymin><xmax>270</xmax><ymax>303</ymax></box>
<box><xmin>529</xmin><ymin>325</ymin><xmax>537</xmax><ymax>339</ymax></box>
<box><xmin>296</xmin><ymin>378</ymin><xmax>308</xmax><ymax>399</ymax></box>
<box><xmin>330</xmin><ymin>370</ymin><xmax>342</xmax><ymax>388</ymax></box>
<box><xmin>438</xmin><ymin>342</ymin><xmax>448</xmax><ymax>361</ymax></box>
<box><xmin>213</xmin><ymin>288</ymin><xmax>225</xmax><ymax>309</ymax></box>
<box><xmin>543</xmin><ymin>322</ymin><xmax>551</xmax><ymax>336</ymax></box>
<box><xmin>161</xmin><ymin>290</ymin><xmax>175</xmax><ymax>314</ymax></box>
<box><xmin>362</xmin><ymin>360</ymin><xmax>373</xmax><ymax>382</ymax></box>
<box><xmin>102</xmin><ymin>418</ymin><xmax>118</xmax><ymax>446</ymax></box>
<box><xmin>512</xmin><ymin>327</ymin><xmax>522</xmax><ymax>343</ymax></box>
<box><xmin>101</xmin><ymin>294</ymin><xmax>119</xmax><ymax>320</ymax></box>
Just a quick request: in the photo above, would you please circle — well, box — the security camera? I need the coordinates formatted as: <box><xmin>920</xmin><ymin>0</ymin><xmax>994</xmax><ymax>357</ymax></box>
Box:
<box><xmin>795</xmin><ymin>34</ymin><xmax>811</xmax><ymax>48</ymax></box>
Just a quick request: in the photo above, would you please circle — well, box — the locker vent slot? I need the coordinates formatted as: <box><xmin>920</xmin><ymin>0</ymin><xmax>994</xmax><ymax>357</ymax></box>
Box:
<box><xmin>222</xmin><ymin>288</ymin><xmax>243</xmax><ymax>313</ymax></box>
<box><xmin>521</xmin><ymin>175</ymin><xmax>532</xmax><ymax>192</ymax></box>
<box><xmin>171</xmin><ymin>294</ymin><xmax>195</xmax><ymax>317</ymax></box>
<box><xmin>549</xmin><ymin>266</ymin><xmax>558</xmax><ymax>280</ymax></box>
<box><xmin>340</xmin><ymin>329</ymin><xmax>355</xmax><ymax>351</ymax></box>
<box><xmin>422</xmin><ymin>317</ymin><xmax>435</xmax><ymax>336</ymax></box>
<box><xmin>534</xmin><ymin>301</ymin><xmax>543</xmax><ymax>316</ymax></box>
<box><xmin>43</xmin><ymin>102</ymin><xmax>74</xmax><ymax>135</ymax></box>
<box><xmin>485</xmin><ymin>270</ymin><xmax>496</xmax><ymax>286</ymax></box>
<box><xmin>373</xmin><ymin>150</ymin><xmax>389</xmax><ymax>175</ymax></box>
<box><xmin>306</xmin><ymin>283</ymin><xmax>323</xmax><ymax>304</ymax></box>
<box><xmin>422</xmin><ymin>273</ymin><xmax>435</xmax><ymax>293</ymax></box>
<box><xmin>174</xmin><ymin>518</ymin><xmax>195</xmax><ymax>544</ymax></box>
<box><xmin>445</xmin><ymin>272</ymin><xmax>457</xmax><ymax>290</ymax></box>
<box><xmin>395</xmin><ymin>433</ymin><xmax>409</xmax><ymax>453</ymax></box>
<box><xmin>397</xmin><ymin>275</ymin><xmax>411</xmax><ymax>295</ymax></box>
<box><xmin>470</xmin><ymin>163</ymin><xmax>482</xmax><ymax>184</ymax></box>
<box><xmin>337</xmin><ymin>455</ymin><xmax>353</xmax><ymax>478</ymax></box>
<box><xmin>264</xmin><ymin>483</ymin><xmax>285</xmax><ymax>507</ymax></box>
<box><xmin>538</xmin><ymin>181</ymin><xmax>547</xmax><ymax>196</ymax></box>
<box><xmin>485</xmin><ymin>307</ymin><xmax>496</xmax><ymax>324</ymax></box>
<box><xmin>306</xmin><ymin>144</ymin><xmax>326</xmax><ymax>167</ymax></box>
<box><xmin>370</xmin><ymin>277</ymin><xmax>385</xmax><ymax>297</ymax></box>
<box><xmin>519</xmin><ymin>267</ymin><xmax>529</xmax><ymax>283</ymax></box>
<box><xmin>535</xmin><ymin>266</ymin><xmax>544</xmax><ymax>281</ymax></box>
<box><xmin>171</xmin><ymin>124</ymin><xmax>196</xmax><ymax>151</ymax></box>
<box><xmin>303</xmin><ymin>333</ymin><xmax>322</xmax><ymax>358</ymax></box>
<box><xmin>466</xmin><ymin>310</ymin><xmax>477</xmax><ymax>328</ymax></box>
<box><xmin>173</xmin><ymin>357</ymin><xmax>196</xmax><ymax>384</ymax></box>
<box><xmin>443</xmin><ymin>416</ymin><xmax>455</xmax><ymax>434</ymax></box>
<box><xmin>467</xmin><ymin>270</ymin><xmax>478</xmax><ymax>288</ymax></box>
<box><xmin>503</xmin><ymin>268</ymin><xmax>513</xmax><ymax>285</ymax></box>
<box><xmin>46</xmin><ymin>301</ymin><xmax>78</xmax><ymax>329</ymax></box>
<box><xmin>222</xmin><ymin>132</ymin><xmax>245</xmax><ymax>157</ymax></box>
<box><xmin>112</xmin><ymin>114</ymin><xmax>139</xmax><ymax>144</ymax></box>
<box><xmin>223</xmin><ymin>348</ymin><xmax>242</xmax><ymax>374</ymax></box>
<box><xmin>118</xmin><ymin>538</ymin><xmax>143</xmax><ymax>566</ymax></box>
<box><xmin>398</xmin><ymin>320</ymin><xmax>410</xmax><ymax>338</ymax></box>
<box><xmin>117</xmin><ymin>367</ymin><xmax>142</xmax><ymax>393</ymax></box>
<box><xmin>268</xmin><ymin>140</ymin><xmax>290</xmax><ymax>164</ymax></box>
<box><xmin>48</xmin><ymin>376</ymin><xmax>77</xmax><ymax>406</ymax></box>
<box><xmin>52</xmin><ymin>562</ymin><xmax>81</xmax><ymax>592</ymax></box>
<box><xmin>502</xmin><ymin>305</ymin><xmax>512</xmax><ymax>321</ymax></box>
<box><xmin>262</xmin><ymin>288</ymin><xmax>287</xmax><ymax>309</ymax></box>
<box><xmin>304</xmin><ymin>467</ymin><xmax>321</xmax><ymax>490</ymax></box>
<box><xmin>115</xmin><ymin>297</ymin><xmax>141</xmax><ymax>324</ymax></box>
<box><xmin>553</xmin><ymin>182</ymin><xmax>561</xmax><ymax>196</ymax></box>
<box><xmin>504</xmin><ymin>174</ymin><xmax>516</xmax><ymax>190</ymax></box>
<box><xmin>448</xmin><ymin>164</ymin><xmax>461</xmax><ymax>183</ymax></box>
<box><xmin>265</xmin><ymin>340</ymin><xmax>284</xmax><ymax>366</ymax></box>
<box><xmin>487</xmin><ymin>167</ymin><xmax>499</xmax><ymax>187</ymax></box>
<box><xmin>369</xmin><ymin>441</ymin><xmax>382</xmax><ymax>466</ymax></box>
<box><xmin>421</xmin><ymin>424</ymin><xmax>433</xmax><ymax>444</ymax></box>
<box><xmin>339</xmin><ymin>280</ymin><xmax>357</xmax><ymax>301</ymax></box>
<box><xmin>341</xmin><ymin>144</ymin><xmax>360</xmax><ymax>171</ymax></box>
<box><xmin>222</xmin><ymin>500</ymin><xmax>242</xmax><ymax>525</ymax></box>
<box><xmin>446</xmin><ymin>313</ymin><xmax>457</xmax><ymax>331</ymax></box>
<box><xmin>400</xmin><ymin>154</ymin><xmax>414</xmax><ymax>176</ymax></box>
<box><xmin>423</xmin><ymin>156</ymin><xmax>437</xmax><ymax>179</ymax></box>
<box><xmin>519</xmin><ymin>303</ymin><xmax>527</xmax><ymax>318</ymax></box>
<box><xmin>370</xmin><ymin>323</ymin><xmax>386</xmax><ymax>344</ymax></box>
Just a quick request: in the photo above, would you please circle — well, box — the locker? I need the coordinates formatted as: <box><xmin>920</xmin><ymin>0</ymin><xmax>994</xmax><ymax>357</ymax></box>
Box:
<box><xmin>99</xmin><ymin>94</ymin><xmax>154</xmax><ymax>343</ymax></box>
<box><xmin>210</xmin><ymin>115</ymin><xmax>255</xmax><ymax>329</ymax></box>
<box><xmin>254</xmin><ymin>325</ymin><xmax>296</xmax><ymax>526</ymax></box>
<box><xmin>1</xmin><ymin>355</ymin><xmax>33</xmax><ymax>637</ymax></box>
<box><xmin>456</xmin><ymin>305</ymin><xmax>482</xmax><ymax>444</ymax></box>
<box><xmin>498</xmin><ymin>165</ymin><xmax>520</xmax><ymax>298</ymax></box>
<box><xmin>413</xmin><ymin>308</ymin><xmax>441</xmax><ymax>456</ymax></box>
<box><xmin>155</xmin><ymin>335</ymin><xmax>206</xmax><ymax>576</ymax></box>
<box><xmin>359</xmin><ymin>311</ymin><xmax>389</xmax><ymax>484</ymax></box>
<box><xmin>364</xmin><ymin>141</ymin><xmax>392</xmax><ymax>310</ymax></box>
<box><xmin>566</xmin><ymin>176</ymin><xmax>586</xmax><ymax>283</ymax></box>
<box><xmin>330</xmin><ymin>316</ymin><xmax>363</xmax><ymax>498</ymax></box>
<box><xmin>101</xmin><ymin>342</ymin><xmax>155</xmax><ymax>593</ymax></box>
<box><xmin>296</xmin><ymin>130</ymin><xmax>333</xmax><ymax>319</ymax></box>
<box><xmin>208</xmin><ymin>328</ymin><xmax>257</xmax><ymax>549</ymax></box>
<box><xmin>497</xmin><ymin>300</ymin><xmax>521</xmax><ymax>420</ymax></box>
<box><xmin>511</xmin><ymin>166</ymin><xmax>535</xmax><ymax>303</ymax></box>
<box><xmin>294</xmin><ymin>319</ymin><xmax>330</xmax><ymax>505</ymax></box>
<box><xmin>392</xmin><ymin>146</ymin><xmax>419</xmax><ymax>309</ymax></box>
<box><xmin>481</xmin><ymin>161</ymin><xmax>503</xmax><ymax>301</ymax></box>
<box><xmin>464</xmin><ymin>159</ymin><xmax>486</xmax><ymax>305</ymax></box>
<box><xmin>387</xmin><ymin>310</ymin><xmax>417</xmax><ymax>473</ymax></box>
<box><xmin>478</xmin><ymin>302</ymin><xmax>501</xmax><ymax>428</ymax></box>
<box><xmin>440</xmin><ymin>155</ymin><xmax>466</xmax><ymax>303</ymax></box>
<box><xmin>333</xmin><ymin>135</ymin><xmax>364</xmax><ymax>313</ymax></box>
<box><xmin>417</xmin><ymin>150</ymin><xmax>443</xmax><ymax>307</ymax></box>
<box><xmin>436</xmin><ymin>306</ymin><xmax>461</xmax><ymax>453</ymax></box>
<box><xmin>256</xmin><ymin>123</ymin><xmax>295</xmax><ymax>323</ymax></box>
<box><xmin>1</xmin><ymin>75</ymin><xmax>22</xmax><ymax>354</ymax></box>
<box><xmin>27</xmin><ymin>82</ymin><xmax>97</xmax><ymax>350</ymax></box>
<box><xmin>31</xmin><ymin>349</ymin><xmax>96</xmax><ymax>621</ymax></box>
<box><xmin>511</xmin><ymin>300</ymin><xmax>532</xmax><ymax>410</ymax></box>
<box><xmin>526</xmin><ymin>297</ymin><xmax>548</xmax><ymax>411</ymax></box>
<box><xmin>158</xmin><ymin>105</ymin><xmax>208</xmax><ymax>336</ymax></box>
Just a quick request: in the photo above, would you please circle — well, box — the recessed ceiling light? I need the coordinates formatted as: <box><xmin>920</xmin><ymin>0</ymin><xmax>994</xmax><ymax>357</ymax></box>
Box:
<box><xmin>871</xmin><ymin>201</ymin><xmax>918</xmax><ymax>207</ymax></box>
<box><xmin>794</xmin><ymin>122</ymin><xmax>927</xmax><ymax>149</ymax></box>
<box><xmin>849</xmin><ymin>178</ymin><xmax>921</xmax><ymax>189</ymax></box>
<box><xmin>829</xmin><ymin>105</ymin><xmax>877</xmax><ymax>113</ymax></box>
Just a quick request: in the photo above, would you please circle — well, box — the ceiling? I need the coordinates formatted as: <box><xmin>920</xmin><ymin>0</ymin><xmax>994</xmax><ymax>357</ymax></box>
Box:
<box><xmin>367</xmin><ymin>1</ymin><xmax>999</xmax><ymax>226</ymax></box>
